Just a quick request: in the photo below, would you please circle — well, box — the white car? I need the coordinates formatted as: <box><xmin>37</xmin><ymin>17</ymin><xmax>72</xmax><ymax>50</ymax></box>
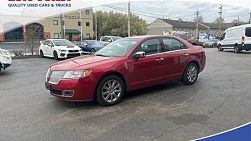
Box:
<box><xmin>39</xmin><ymin>39</ymin><xmax>82</xmax><ymax>59</ymax></box>
<box><xmin>0</xmin><ymin>48</ymin><xmax>12</xmax><ymax>72</ymax></box>
<box><xmin>100</xmin><ymin>36</ymin><xmax>122</xmax><ymax>46</ymax></box>
<box><xmin>218</xmin><ymin>24</ymin><xmax>251</xmax><ymax>53</ymax></box>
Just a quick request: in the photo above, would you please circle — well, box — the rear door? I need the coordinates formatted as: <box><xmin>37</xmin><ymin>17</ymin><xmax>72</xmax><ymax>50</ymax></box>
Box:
<box><xmin>245</xmin><ymin>27</ymin><xmax>251</xmax><ymax>45</ymax></box>
<box><xmin>160</xmin><ymin>37</ymin><xmax>189</xmax><ymax>79</ymax></box>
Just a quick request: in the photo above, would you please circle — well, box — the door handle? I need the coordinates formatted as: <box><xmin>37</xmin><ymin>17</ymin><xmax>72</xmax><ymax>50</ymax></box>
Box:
<box><xmin>156</xmin><ymin>58</ymin><xmax>165</xmax><ymax>62</ymax></box>
<box><xmin>181</xmin><ymin>53</ymin><xmax>189</xmax><ymax>57</ymax></box>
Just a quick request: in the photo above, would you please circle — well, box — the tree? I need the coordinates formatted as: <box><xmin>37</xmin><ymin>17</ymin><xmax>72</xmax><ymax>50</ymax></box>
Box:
<box><xmin>95</xmin><ymin>11</ymin><xmax>147</xmax><ymax>38</ymax></box>
<box><xmin>213</xmin><ymin>17</ymin><xmax>225</xmax><ymax>24</ymax></box>
<box><xmin>194</xmin><ymin>15</ymin><xmax>204</xmax><ymax>23</ymax></box>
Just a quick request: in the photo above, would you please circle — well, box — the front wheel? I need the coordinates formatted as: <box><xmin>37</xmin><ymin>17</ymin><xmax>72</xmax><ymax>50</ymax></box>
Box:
<box><xmin>182</xmin><ymin>63</ymin><xmax>199</xmax><ymax>85</ymax></box>
<box><xmin>90</xmin><ymin>48</ymin><xmax>96</xmax><ymax>54</ymax></box>
<box><xmin>96</xmin><ymin>75</ymin><xmax>125</xmax><ymax>106</ymax></box>
<box><xmin>40</xmin><ymin>50</ymin><xmax>44</xmax><ymax>58</ymax></box>
<box><xmin>53</xmin><ymin>51</ymin><xmax>58</xmax><ymax>60</ymax></box>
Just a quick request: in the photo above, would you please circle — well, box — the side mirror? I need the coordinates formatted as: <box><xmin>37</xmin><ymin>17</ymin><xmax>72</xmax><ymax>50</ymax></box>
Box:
<box><xmin>48</xmin><ymin>43</ymin><xmax>53</xmax><ymax>47</ymax></box>
<box><xmin>134</xmin><ymin>51</ymin><xmax>146</xmax><ymax>59</ymax></box>
<box><xmin>107</xmin><ymin>39</ymin><xmax>112</xmax><ymax>42</ymax></box>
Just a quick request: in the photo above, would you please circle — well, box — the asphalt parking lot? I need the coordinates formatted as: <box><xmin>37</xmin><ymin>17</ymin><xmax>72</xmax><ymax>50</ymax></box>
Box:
<box><xmin>0</xmin><ymin>48</ymin><xmax>251</xmax><ymax>141</ymax></box>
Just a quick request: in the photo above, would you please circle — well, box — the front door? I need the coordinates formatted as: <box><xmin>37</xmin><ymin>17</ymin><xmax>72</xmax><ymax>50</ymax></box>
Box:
<box><xmin>127</xmin><ymin>38</ymin><xmax>167</xmax><ymax>89</ymax></box>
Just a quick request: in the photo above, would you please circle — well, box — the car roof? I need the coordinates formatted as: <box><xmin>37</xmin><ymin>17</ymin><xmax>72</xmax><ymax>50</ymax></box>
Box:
<box><xmin>125</xmin><ymin>35</ymin><xmax>178</xmax><ymax>39</ymax></box>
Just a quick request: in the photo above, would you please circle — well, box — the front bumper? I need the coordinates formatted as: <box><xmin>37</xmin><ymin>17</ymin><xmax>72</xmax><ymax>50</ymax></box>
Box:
<box><xmin>45</xmin><ymin>76</ymin><xmax>97</xmax><ymax>101</ymax></box>
<box><xmin>58</xmin><ymin>52</ymin><xmax>81</xmax><ymax>58</ymax></box>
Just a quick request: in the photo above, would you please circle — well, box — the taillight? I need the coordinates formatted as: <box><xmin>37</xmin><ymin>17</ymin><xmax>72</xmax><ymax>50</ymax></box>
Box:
<box><xmin>241</xmin><ymin>36</ymin><xmax>245</xmax><ymax>43</ymax></box>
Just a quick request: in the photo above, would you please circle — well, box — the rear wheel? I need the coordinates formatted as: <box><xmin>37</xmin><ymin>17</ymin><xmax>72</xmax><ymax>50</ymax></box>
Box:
<box><xmin>218</xmin><ymin>45</ymin><xmax>224</xmax><ymax>51</ymax></box>
<box><xmin>182</xmin><ymin>63</ymin><xmax>199</xmax><ymax>85</ymax></box>
<box><xmin>53</xmin><ymin>51</ymin><xmax>58</xmax><ymax>60</ymax></box>
<box><xmin>234</xmin><ymin>44</ymin><xmax>241</xmax><ymax>53</ymax></box>
<box><xmin>96</xmin><ymin>75</ymin><xmax>125</xmax><ymax>106</ymax></box>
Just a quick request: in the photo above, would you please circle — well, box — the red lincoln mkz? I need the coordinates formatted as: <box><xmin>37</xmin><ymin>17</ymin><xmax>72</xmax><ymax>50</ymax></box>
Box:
<box><xmin>45</xmin><ymin>35</ymin><xmax>206</xmax><ymax>106</ymax></box>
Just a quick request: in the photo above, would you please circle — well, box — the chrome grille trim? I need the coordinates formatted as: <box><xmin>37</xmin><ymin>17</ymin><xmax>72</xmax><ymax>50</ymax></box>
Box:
<box><xmin>49</xmin><ymin>71</ymin><xmax>66</xmax><ymax>84</ymax></box>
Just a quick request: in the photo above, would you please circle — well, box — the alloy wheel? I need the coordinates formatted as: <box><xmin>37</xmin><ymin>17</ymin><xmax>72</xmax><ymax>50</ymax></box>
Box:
<box><xmin>101</xmin><ymin>79</ymin><xmax>122</xmax><ymax>103</ymax></box>
<box><xmin>187</xmin><ymin>65</ymin><xmax>198</xmax><ymax>83</ymax></box>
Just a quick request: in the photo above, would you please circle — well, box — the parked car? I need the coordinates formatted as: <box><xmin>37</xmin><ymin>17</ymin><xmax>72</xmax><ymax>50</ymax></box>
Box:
<box><xmin>218</xmin><ymin>24</ymin><xmax>251</xmax><ymax>53</ymax></box>
<box><xmin>100</xmin><ymin>36</ymin><xmax>122</xmax><ymax>45</ymax></box>
<box><xmin>45</xmin><ymin>35</ymin><xmax>206</xmax><ymax>106</ymax></box>
<box><xmin>0</xmin><ymin>48</ymin><xmax>12</xmax><ymax>72</ymax></box>
<box><xmin>76</xmin><ymin>40</ymin><xmax>105</xmax><ymax>54</ymax></box>
<box><xmin>203</xmin><ymin>38</ymin><xmax>218</xmax><ymax>48</ymax></box>
<box><xmin>39</xmin><ymin>39</ymin><xmax>82</xmax><ymax>60</ymax></box>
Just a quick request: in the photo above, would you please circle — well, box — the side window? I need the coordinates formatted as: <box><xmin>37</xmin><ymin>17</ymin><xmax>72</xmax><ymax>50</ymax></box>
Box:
<box><xmin>81</xmin><ymin>41</ymin><xmax>87</xmax><ymax>45</ymax></box>
<box><xmin>134</xmin><ymin>39</ymin><xmax>161</xmax><ymax>55</ymax></box>
<box><xmin>162</xmin><ymin>38</ymin><xmax>187</xmax><ymax>52</ymax></box>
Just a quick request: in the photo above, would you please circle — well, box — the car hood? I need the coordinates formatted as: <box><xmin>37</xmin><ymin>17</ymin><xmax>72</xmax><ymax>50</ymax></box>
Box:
<box><xmin>50</xmin><ymin>55</ymin><xmax>115</xmax><ymax>70</ymax></box>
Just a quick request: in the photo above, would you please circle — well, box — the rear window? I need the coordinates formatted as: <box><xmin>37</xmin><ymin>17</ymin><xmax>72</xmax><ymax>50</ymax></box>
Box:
<box><xmin>245</xmin><ymin>27</ymin><xmax>251</xmax><ymax>37</ymax></box>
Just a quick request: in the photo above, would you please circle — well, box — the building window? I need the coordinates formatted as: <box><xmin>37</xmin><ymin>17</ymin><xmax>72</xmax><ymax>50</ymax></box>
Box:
<box><xmin>54</xmin><ymin>33</ymin><xmax>60</xmax><ymax>39</ymax></box>
<box><xmin>86</xmin><ymin>22</ymin><xmax>90</xmax><ymax>27</ymax></box>
<box><xmin>86</xmin><ymin>33</ymin><xmax>90</xmax><ymax>39</ymax></box>
<box><xmin>85</xmin><ymin>10</ymin><xmax>90</xmax><ymax>15</ymax></box>
<box><xmin>53</xmin><ymin>20</ymin><xmax>58</xmax><ymax>25</ymax></box>
<box><xmin>78</xmin><ymin>21</ymin><xmax>81</xmax><ymax>26</ymax></box>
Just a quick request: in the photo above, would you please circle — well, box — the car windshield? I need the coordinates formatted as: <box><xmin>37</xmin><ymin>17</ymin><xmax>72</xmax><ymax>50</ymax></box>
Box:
<box><xmin>53</xmin><ymin>40</ymin><xmax>74</xmax><ymax>46</ymax></box>
<box><xmin>95</xmin><ymin>38</ymin><xmax>138</xmax><ymax>57</ymax></box>
<box><xmin>87</xmin><ymin>40</ymin><xmax>103</xmax><ymax>45</ymax></box>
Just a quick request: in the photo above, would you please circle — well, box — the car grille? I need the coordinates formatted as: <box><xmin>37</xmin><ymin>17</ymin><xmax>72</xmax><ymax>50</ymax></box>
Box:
<box><xmin>68</xmin><ymin>50</ymin><xmax>79</xmax><ymax>53</ymax></box>
<box><xmin>67</xmin><ymin>53</ymin><xmax>80</xmax><ymax>58</ymax></box>
<box><xmin>49</xmin><ymin>71</ymin><xmax>66</xmax><ymax>84</ymax></box>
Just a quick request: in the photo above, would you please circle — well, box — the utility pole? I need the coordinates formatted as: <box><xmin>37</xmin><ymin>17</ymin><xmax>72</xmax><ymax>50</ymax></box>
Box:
<box><xmin>95</xmin><ymin>13</ymin><xmax>98</xmax><ymax>40</ymax></box>
<box><xmin>218</xmin><ymin>4</ymin><xmax>223</xmax><ymax>34</ymax></box>
<box><xmin>60</xmin><ymin>14</ymin><xmax>65</xmax><ymax>39</ymax></box>
<box><xmin>79</xmin><ymin>9</ymin><xmax>83</xmax><ymax>41</ymax></box>
<box><xmin>195</xmin><ymin>10</ymin><xmax>199</xmax><ymax>39</ymax></box>
<box><xmin>249</xmin><ymin>12</ymin><xmax>251</xmax><ymax>24</ymax></box>
<box><xmin>128</xmin><ymin>1</ymin><xmax>131</xmax><ymax>37</ymax></box>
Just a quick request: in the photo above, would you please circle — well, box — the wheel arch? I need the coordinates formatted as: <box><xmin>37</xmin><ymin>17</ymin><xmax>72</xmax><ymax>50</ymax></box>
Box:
<box><xmin>94</xmin><ymin>71</ymin><xmax>127</xmax><ymax>100</ymax></box>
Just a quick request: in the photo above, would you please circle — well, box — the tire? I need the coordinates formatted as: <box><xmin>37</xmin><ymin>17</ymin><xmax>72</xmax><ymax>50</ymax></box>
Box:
<box><xmin>53</xmin><ymin>51</ymin><xmax>58</xmax><ymax>60</ymax></box>
<box><xmin>90</xmin><ymin>48</ymin><xmax>96</xmax><ymax>54</ymax></box>
<box><xmin>40</xmin><ymin>50</ymin><xmax>44</xmax><ymax>58</ymax></box>
<box><xmin>218</xmin><ymin>45</ymin><xmax>224</xmax><ymax>51</ymax></box>
<box><xmin>212</xmin><ymin>44</ymin><xmax>215</xmax><ymax>48</ymax></box>
<box><xmin>234</xmin><ymin>44</ymin><xmax>241</xmax><ymax>53</ymax></box>
<box><xmin>182</xmin><ymin>63</ymin><xmax>199</xmax><ymax>85</ymax></box>
<box><xmin>96</xmin><ymin>75</ymin><xmax>125</xmax><ymax>106</ymax></box>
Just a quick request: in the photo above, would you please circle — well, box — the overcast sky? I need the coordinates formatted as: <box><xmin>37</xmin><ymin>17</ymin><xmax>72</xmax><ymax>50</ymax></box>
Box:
<box><xmin>94</xmin><ymin>0</ymin><xmax>251</xmax><ymax>23</ymax></box>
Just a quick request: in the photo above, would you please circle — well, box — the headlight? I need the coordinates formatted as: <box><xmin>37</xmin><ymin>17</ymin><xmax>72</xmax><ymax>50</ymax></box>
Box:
<box><xmin>58</xmin><ymin>49</ymin><xmax>66</xmax><ymax>52</ymax></box>
<box><xmin>62</xmin><ymin>69</ymin><xmax>92</xmax><ymax>79</ymax></box>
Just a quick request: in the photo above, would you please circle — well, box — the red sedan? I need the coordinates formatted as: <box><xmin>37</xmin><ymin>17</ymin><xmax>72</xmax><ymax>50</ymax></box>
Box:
<box><xmin>45</xmin><ymin>35</ymin><xmax>206</xmax><ymax>106</ymax></box>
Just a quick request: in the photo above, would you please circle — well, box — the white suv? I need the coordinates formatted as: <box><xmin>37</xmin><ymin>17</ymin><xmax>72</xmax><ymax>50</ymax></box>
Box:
<box><xmin>39</xmin><ymin>39</ymin><xmax>82</xmax><ymax>59</ymax></box>
<box><xmin>0</xmin><ymin>48</ymin><xmax>12</xmax><ymax>72</ymax></box>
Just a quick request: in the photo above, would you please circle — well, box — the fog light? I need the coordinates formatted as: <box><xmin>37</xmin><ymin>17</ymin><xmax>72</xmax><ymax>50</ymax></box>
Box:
<box><xmin>62</xmin><ymin>90</ymin><xmax>74</xmax><ymax>97</ymax></box>
<box><xmin>60</xmin><ymin>53</ymin><xmax>66</xmax><ymax>56</ymax></box>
